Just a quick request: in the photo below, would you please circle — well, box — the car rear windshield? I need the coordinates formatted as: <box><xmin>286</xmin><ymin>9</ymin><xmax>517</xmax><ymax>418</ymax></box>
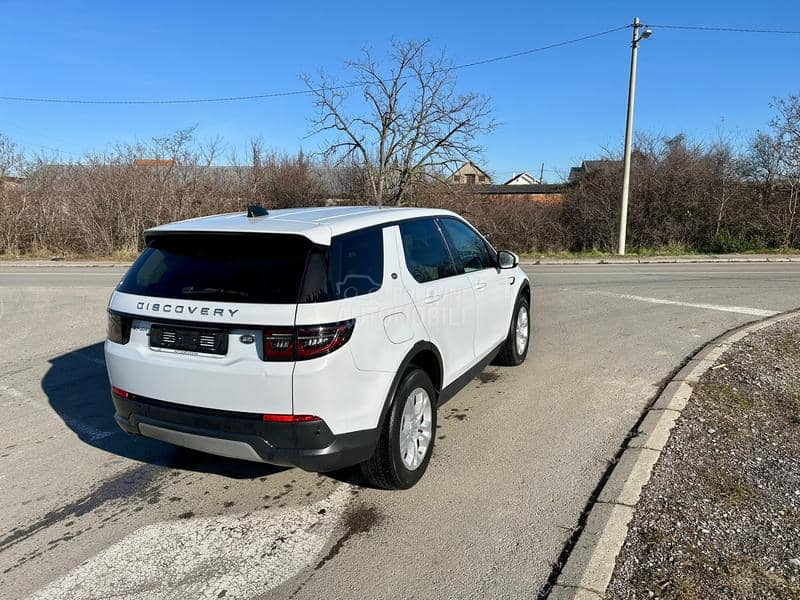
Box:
<box><xmin>118</xmin><ymin>233</ymin><xmax>312</xmax><ymax>304</ymax></box>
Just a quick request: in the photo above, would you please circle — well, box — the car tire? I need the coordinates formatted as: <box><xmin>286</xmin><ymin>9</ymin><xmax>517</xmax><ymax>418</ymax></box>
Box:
<box><xmin>494</xmin><ymin>294</ymin><xmax>530</xmax><ymax>366</ymax></box>
<box><xmin>361</xmin><ymin>368</ymin><xmax>437</xmax><ymax>490</ymax></box>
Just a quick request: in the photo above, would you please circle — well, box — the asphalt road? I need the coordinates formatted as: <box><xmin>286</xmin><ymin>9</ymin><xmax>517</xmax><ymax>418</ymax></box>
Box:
<box><xmin>2</xmin><ymin>263</ymin><xmax>799</xmax><ymax>599</ymax></box>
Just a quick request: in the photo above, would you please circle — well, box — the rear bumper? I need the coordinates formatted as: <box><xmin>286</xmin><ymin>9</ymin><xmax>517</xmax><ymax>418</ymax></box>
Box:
<box><xmin>112</xmin><ymin>391</ymin><xmax>379</xmax><ymax>472</ymax></box>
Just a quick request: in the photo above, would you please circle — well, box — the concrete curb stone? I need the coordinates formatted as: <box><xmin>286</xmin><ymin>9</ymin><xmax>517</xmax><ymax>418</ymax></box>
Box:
<box><xmin>627</xmin><ymin>409</ymin><xmax>680</xmax><ymax>452</ymax></box>
<box><xmin>652</xmin><ymin>380</ymin><xmax>693</xmax><ymax>412</ymax></box>
<box><xmin>556</xmin><ymin>503</ymin><xmax>635</xmax><ymax>594</ymax></box>
<box><xmin>520</xmin><ymin>254</ymin><xmax>800</xmax><ymax>266</ymax></box>
<box><xmin>596</xmin><ymin>447</ymin><xmax>661</xmax><ymax>507</ymax></box>
<box><xmin>0</xmin><ymin>261</ymin><xmax>132</xmax><ymax>268</ymax></box>
<box><xmin>550</xmin><ymin>308</ymin><xmax>800</xmax><ymax>599</ymax></box>
<box><xmin>547</xmin><ymin>584</ymin><xmax>602</xmax><ymax>599</ymax></box>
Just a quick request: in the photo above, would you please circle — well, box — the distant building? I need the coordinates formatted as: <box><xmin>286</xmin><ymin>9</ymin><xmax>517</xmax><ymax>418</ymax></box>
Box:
<box><xmin>502</xmin><ymin>172</ymin><xmax>540</xmax><ymax>186</ymax></box>
<box><xmin>568</xmin><ymin>160</ymin><xmax>622</xmax><ymax>182</ymax></box>
<box><xmin>451</xmin><ymin>162</ymin><xmax>491</xmax><ymax>185</ymax></box>
<box><xmin>476</xmin><ymin>183</ymin><xmax>567</xmax><ymax>204</ymax></box>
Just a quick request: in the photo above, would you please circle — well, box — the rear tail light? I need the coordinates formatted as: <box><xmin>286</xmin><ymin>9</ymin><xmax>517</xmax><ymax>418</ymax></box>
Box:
<box><xmin>107</xmin><ymin>312</ymin><xmax>132</xmax><ymax>344</ymax></box>
<box><xmin>263</xmin><ymin>327</ymin><xmax>295</xmax><ymax>360</ymax></box>
<box><xmin>111</xmin><ymin>386</ymin><xmax>130</xmax><ymax>398</ymax></box>
<box><xmin>296</xmin><ymin>320</ymin><xmax>355</xmax><ymax>359</ymax></box>
<box><xmin>262</xmin><ymin>413</ymin><xmax>321</xmax><ymax>422</ymax></box>
<box><xmin>263</xmin><ymin>319</ymin><xmax>355</xmax><ymax>361</ymax></box>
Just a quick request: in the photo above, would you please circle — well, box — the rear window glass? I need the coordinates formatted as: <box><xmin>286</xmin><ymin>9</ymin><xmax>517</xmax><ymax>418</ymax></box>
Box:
<box><xmin>300</xmin><ymin>228</ymin><xmax>384</xmax><ymax>302</ymax></box>
<box><xmin>118</xmin><ymin>234</ymin><xmax>312</xmax><ymax>304</ymax></box>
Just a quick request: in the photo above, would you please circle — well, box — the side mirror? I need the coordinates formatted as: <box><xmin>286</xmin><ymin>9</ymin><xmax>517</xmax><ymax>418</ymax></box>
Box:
<box><xmin>497</xmin><ymin>250</ymin><xmax>518</xmax><ymax>269</ymax></box>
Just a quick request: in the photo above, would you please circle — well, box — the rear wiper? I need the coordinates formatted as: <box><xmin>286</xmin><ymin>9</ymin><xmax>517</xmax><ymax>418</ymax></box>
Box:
<box><xmin>181</xmin><ymin>287</ymin><xmax>249</xmax><ymax>299</ymax></box>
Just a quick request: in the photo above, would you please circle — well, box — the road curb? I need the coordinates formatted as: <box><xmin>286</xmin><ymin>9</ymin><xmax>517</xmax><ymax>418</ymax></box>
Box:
<box><xmin>521</xmin><ymin>255</ymin><xmax>800</xmax><ymax>266</ymax></box>
<box><xmin>548</xmin><ymin>308</ymin><xmax>800</xmax><ymax>599</ymax></box>
<box><xmin>0</xmin><ymin>261</ymin><xmax>132</xmax><ymax>268</ymax></box>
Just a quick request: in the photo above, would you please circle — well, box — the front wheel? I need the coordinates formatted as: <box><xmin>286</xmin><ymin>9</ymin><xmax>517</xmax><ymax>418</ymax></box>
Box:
<box><xmin>494</xmin><ymin>295</ymin><xmax>530</xmax><ymax>366</ymax></box>
<box><xmin>360</xmin><ymin>369</ymin><xmax>437</xmax><ymax>489</ymax></box>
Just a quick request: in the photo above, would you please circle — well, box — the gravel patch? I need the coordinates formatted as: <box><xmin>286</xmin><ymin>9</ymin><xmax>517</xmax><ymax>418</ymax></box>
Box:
<box><xmin>606</xmin><ymin>316</ymin><xmax>800</xmax><ymax>599</ymax></box>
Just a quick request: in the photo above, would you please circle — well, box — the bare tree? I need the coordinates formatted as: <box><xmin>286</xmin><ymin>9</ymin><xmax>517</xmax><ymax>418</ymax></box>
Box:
<box><xmin>771</xmin><ymin>95</ymin><xmax>800</xmax><ymax>247</ymax></box>
<box><xmin>708</xmin><ymin>138</ymin><xmax>745</xmax><ymax>236</ymax></box>
<box><xmin>0</xmin><ymin>134</ymin><xmax>23</xmax><ymax>178</ymax></box>
<box><xmin>304</xmin><ymin>40</ymin><xmax>495</xmax><ymax>206</ymax></box>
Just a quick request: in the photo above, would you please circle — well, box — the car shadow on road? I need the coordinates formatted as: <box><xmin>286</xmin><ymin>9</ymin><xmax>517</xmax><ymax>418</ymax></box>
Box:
<box><xmin>42</xmin><ymin>342</ymin><xmax>287</xmax><ymax>479</ymax></box>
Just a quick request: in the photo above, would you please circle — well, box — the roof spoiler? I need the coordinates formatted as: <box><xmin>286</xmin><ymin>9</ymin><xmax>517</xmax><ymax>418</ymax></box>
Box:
<box><xmin>247</xmin><ymin>204</ymin><xmax>269</xmax><ymax>218</ymax></box>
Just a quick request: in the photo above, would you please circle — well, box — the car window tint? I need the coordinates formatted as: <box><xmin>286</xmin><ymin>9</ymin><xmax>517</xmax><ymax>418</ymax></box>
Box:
<box><xmin>300</xmin><ymin>228</ymin><xmax>384</xmax><ymax>302</ymax></box>
<box><xmin>118</xmin><ymin>233</ymin><xmax>311</xmax><ymax>304</ymax></box>
<box><xmin>439</xmin><ymin>218</ymin><xmax>493</xmax><ymax>272</ymax></box>
<box><xmin>328</xmin><ymin>228</ymin><xmax>384</xmax><ymax>298</ymax></box>
<box><xmin>399</xmin><ymin>219</ymin><xmax>457</xmax><ymax>283</ymax></box>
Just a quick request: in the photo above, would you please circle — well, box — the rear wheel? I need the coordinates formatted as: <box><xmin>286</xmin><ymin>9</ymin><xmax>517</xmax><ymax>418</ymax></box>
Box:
<box><xmin>361</xmin><ymin>369</ymin><xmax>437</xmax><ymax>489</ymax></box>
<box><xmin>494</xmin><ymin>295</ymin><xmax>530</xmax><ymax>366</ymax></box>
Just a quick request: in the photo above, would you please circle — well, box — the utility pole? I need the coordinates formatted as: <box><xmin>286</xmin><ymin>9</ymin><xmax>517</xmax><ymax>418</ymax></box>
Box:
<box><xmin>539</xmin><ymin>162</ymin><xmax>545</xmax><ymax>184</ymax></box>
<box><xmin>617</xmin><ymin>17</ymin><xmax>652</xmax><ymax>255</ymax></box>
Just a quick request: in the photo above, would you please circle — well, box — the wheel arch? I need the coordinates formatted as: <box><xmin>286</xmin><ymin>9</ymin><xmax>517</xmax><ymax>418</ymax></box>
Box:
<box><xmin>519</xmin><ymin>279</ymin><xmax>531</xmax><ymax>305</ymax></box>
<box><xmin>378</xmin><ymin>342</ymin><xmax>444</xmax><ymax>430</ymax></box>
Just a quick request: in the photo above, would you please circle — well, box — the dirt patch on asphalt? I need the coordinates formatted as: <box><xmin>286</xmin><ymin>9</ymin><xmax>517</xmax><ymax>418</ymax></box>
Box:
<box><xmin>607</xmin><ymin>316</ymin><xmax>800</xmax><ymax>599</ymax></box>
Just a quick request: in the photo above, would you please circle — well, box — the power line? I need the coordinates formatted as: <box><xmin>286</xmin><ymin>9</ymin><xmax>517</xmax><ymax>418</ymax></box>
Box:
<box><xmin>446</xmin><ymin>25</ymin><xmax>629</xmax><ymax>70</ymax></box>
<box><xmin>2</xmin><ymin>21</ymin><xmax>795</xmax><ymax>107</ymax></box>
<box><xmin>0</xmin><ymin>25</ymin><xmax>629</xmax><ymax>106</ymax></box>
<box><xmin>648</xmin><ymin>24</ymin><xmax>800</xmax><ymax>34</ymax></box>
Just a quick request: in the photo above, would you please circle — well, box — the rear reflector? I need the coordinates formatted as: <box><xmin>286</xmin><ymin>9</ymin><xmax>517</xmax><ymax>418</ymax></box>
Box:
<box><xmin>111</xmin><ymin>386</ymin><xmax>130</xmax><ymax>398</ymax></box>
<box><xmin>262</xmin><ymin>413</ymin><xmax>321</xmax><ymax>423</ymax></box>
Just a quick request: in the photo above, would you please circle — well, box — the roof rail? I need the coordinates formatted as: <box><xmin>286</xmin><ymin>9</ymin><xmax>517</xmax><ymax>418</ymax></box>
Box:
<box><xmin>247</xmin><ymin>204</ymin><xmax>269</xmax><ymax>218</ymax></box>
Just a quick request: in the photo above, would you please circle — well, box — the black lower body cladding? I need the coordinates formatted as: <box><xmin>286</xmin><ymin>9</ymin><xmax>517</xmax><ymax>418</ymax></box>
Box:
<box><xmin>111</xmin><ymin>390</ymin><xmax>379</xmax><ymax>472</ymax></box>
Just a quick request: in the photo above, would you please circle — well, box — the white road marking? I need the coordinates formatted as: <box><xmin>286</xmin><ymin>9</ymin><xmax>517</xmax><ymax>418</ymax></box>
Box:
<box><xmin>0</xmin><ymin>383</ymin><xmax>25</xmax><ymax>400</ymax></box>
<box><xmin>593</xmin><ymin>292</ymin><xmax>779</xmax><ymax>317</ymax></box>
<box><xmin>29</xmin><ymin>485</ymin><xmax>353</xmax><ymax>600</ymax></box>
<box><xmin>0</xmin><ymin>383</ymin><xmax>27</xmax><ymax>408</ymax></box>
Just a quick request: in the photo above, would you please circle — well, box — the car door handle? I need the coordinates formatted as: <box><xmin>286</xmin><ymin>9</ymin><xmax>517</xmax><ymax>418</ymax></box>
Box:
<box><xmin>474</xmin><ymin>281</ymin><xmax>487</xmax><ymax>291</ymax></box>
<box><xmin>424</xmin><ymin>293</ymin><xmax>442</xmax><ymax>304</ymax></box>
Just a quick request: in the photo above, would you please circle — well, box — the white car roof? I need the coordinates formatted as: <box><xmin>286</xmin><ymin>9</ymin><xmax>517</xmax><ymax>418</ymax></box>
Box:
<box><xmin>145</xmin><ymin>206</ymin><xmax>461</xmax><ymax>245</ymax></box>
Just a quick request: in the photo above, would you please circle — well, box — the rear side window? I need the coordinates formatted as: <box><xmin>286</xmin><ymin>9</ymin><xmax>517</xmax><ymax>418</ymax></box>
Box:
<box><xmin>300</xmin><ymin>228</ymin><xmax>384</xmax><ymax>302</ymax></box>
<box><xmin>399</xmin><ymin>219</ymin><xmax>458</xmax><ymax>283</ymax></box>
<box><xmin>118</xmin><ymin>234</ymin><xmax>311</xmax><ymax>304</ymax></box>
<box><xmin>439</xmin><ymin>217</ymin><xmax>494</xmax><ymax>272</ymax></box>
<box><xmin>329</xmin><ymin>228</ymin><xmax>384</xmax><ymax>298</ymax></box>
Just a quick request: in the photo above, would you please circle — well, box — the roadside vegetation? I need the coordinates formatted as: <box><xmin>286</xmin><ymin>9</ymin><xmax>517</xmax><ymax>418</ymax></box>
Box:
<box><xmin>607</xmin><ymin>316</ymin><xmax>800</xmax><ymax>599</ymax></box>
<box><xmin>0</xmin><ymin>40</ymin><xmax>798</xmax><ymax>258</ymax></box>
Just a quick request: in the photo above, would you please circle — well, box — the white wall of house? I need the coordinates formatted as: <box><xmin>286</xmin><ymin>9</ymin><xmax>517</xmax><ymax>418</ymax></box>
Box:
<box><xmin>505</xmin><ymin>173</ymin><xmax>539</xmax><ymax>185</ymax></box>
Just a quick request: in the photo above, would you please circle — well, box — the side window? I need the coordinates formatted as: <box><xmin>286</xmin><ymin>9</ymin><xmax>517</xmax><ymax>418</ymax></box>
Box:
<box><xmin>399</xmin><ymin>219</ymin><xmax>458</xmax><ymax>283</ymax></box>
<box><xmin>439</xmin><ymin>218</ymin><xmax>493</xmax><ymax>273</ymax></box>
<box><xmin>328</xmin><ymin>228</ymin><xmax>384</xmax><ymax>298</ymax></box>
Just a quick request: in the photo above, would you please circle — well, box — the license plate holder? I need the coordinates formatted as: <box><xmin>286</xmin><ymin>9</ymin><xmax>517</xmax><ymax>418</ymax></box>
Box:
<box><xmin>149</xmin><ymin>325</ymin><xmax>228</xmax><ymax>355</ymax></box>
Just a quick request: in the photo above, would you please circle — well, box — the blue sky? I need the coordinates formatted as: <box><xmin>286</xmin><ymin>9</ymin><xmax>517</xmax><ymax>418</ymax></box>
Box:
<box><xmin>2</xmin><ymin>1</ymin><xmax>799</xmax><ymax>182</ymax></box>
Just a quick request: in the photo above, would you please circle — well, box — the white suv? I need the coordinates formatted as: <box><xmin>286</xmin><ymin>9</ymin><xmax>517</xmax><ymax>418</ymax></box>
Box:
<box><xmin>105</xmin><ymin>206</ymin><xmax>531</xmax><ymax>489</ymax></box>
